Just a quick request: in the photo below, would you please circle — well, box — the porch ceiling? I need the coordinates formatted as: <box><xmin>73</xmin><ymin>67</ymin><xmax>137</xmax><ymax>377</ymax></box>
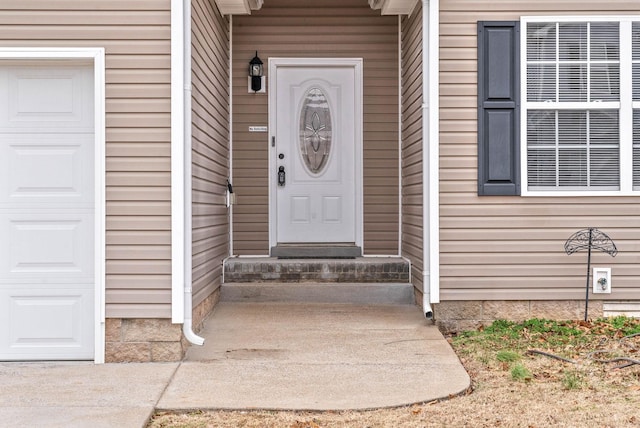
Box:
<box><xmin>215</xmin><ymin>0</ymin><xmax>418</xmax><ymax>15</ymax></box>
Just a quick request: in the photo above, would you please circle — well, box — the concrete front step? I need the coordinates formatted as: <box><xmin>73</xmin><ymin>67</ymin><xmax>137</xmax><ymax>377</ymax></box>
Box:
<box><xmin>220</xmin><ymin>282</ymin><xmax>416</xmax><ymax>305</ymax></box>
<box><xmin>223</xmin><ymin>257</ymin><xmax>410</xmax><ymax>283</ymax></box>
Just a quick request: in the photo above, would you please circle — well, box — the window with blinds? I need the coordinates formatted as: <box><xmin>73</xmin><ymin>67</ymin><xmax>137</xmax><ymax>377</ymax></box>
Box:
<box><xmin>633</xmin><ymin>22</ymin><xmax>640</xmax><ymax>189</ymax></box>
<box><xmin>523</xmin><ymin>19</ymin><xmax>639</xmax><ymax>193</ymax></box>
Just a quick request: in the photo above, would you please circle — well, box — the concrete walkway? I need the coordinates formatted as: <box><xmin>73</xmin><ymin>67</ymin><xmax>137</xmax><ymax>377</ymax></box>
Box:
<box><xmin>0</xmin><ymin>302</ymin><xmax>470</xmax><ymax>427</ymax></box>
<box><xmin>0</xmin><ymin>361</ymin><xmax>179</xmax><ymax>427</ymax></box>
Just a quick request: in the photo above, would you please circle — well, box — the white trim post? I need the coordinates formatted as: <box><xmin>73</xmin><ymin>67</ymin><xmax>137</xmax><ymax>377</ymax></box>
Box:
<box><xmin>171</xmin><ymin>0</ymin><xmax>185</xmax><ymax>323</ymax></box>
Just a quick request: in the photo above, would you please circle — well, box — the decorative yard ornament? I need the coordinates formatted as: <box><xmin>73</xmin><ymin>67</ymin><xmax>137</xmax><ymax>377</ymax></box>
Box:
<box><xmin>564</xmin><ymin>228</ymin><xmax>617</xmax><ymax>321</ymax></box>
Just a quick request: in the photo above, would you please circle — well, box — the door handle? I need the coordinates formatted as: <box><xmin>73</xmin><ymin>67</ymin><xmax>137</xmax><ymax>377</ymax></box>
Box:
<box><xmin>278</xmin><ymin>166</ymin><xmax>286</xmax><ymax>186</ymax></box>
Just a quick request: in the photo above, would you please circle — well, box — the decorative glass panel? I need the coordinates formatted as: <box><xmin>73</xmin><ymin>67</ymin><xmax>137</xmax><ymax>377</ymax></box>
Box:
<box><xmin>299</xmin><ymin>88</ymin><xmax>332</xmax><ymax>174</ymax></box>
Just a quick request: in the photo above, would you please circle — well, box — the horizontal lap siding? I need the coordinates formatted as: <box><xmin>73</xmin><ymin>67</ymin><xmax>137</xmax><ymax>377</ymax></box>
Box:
<box><xmin>0</xmin><ymin>1</ymin><xmax>173</xmax><ymax>318</ymax></box>
<box><xmin>191</xmin><ymin>0</ymin><xmax>230</xmax><ymax>307</ymax></box>
<box><xmin>232</xmin><ymin>0</ymin><xmax>399</xmax><ymax>255</ymax></box>
<box><xmin>401</xmin><ymin>5</ymin><xmax>424</xmax><ymax>292</ymax></box>
<box><xmin>440</xmin><ymin>0</ymin><xmax>640</xmax><ymax>301</ymax></box>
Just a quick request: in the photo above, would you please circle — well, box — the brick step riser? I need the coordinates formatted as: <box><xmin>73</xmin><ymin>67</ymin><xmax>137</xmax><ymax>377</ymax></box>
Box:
<box><xmin>223</xmin><ymin>258</ymin><xmax>410</xmax><ymax>284</ymax></box>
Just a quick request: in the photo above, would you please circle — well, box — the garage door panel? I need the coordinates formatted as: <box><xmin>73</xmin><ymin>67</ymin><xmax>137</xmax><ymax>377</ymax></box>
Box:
<box><xmin>0</xmin><ymin>212</ymin><xmax>94</xmax><ymax>280</ymax></box>
<box><xmin>0</xmin><ymin>288</ymin><xmax>94</xmax><ymax>360</ymax></box>
<box><xmin>0</xmin><ymin>60</ymin><xmax>95</xmax><ymax>361</ymax></box>
<box><xmin>0</xmin><ymin>64</ymin><xmax>94</xmax><ymax>131</ymax></box>
<box><xmin>0</xmin><ymin>134</ymin><xmax>93</xmax><ymax>206</ymax></box>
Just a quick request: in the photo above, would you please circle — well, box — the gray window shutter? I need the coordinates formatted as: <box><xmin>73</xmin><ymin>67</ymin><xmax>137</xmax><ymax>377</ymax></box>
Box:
<box><xmin>477</xmin><ymin>21</ymin><xmax>520</xmax><ymax>196</ymax></box>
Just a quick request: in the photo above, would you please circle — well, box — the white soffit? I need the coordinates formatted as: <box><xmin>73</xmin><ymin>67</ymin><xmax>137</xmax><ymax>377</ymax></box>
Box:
<box><xmin>216</xmin><ymin>0</ymin><xmax>263</xmax><ymax>15</ymax></box>
<box><xmin>369</xmin><ymin>0</ymin><xmax>418</xmax><ymax>15</ymax></box>
<box><xmin>217</xmin><ymin>0</ymin><xmax>416</xmax><ymax>16</ymax></box>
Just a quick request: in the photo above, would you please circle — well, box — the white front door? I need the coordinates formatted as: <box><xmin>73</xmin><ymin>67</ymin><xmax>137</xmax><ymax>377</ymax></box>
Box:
<box><xmin>0</xmin><ymin>61</ymin><xmax>95</xmax><ymax>360</ymax></box>
<box><xmin>270</xmin><ymin>59</ymin><xmax>363</xmax><ymax>247</ymax></box>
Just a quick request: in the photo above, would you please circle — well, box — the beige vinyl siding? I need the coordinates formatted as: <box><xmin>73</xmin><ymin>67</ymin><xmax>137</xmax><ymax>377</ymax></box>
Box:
<box><xmin>190</xmin><ymin>0</ymin><xmax>230</xmax><ymax>307</ymax></box>
<box><xmin>440</xmin><ymin>0</ymin><xmax>640</xmax><ymax>301</ymax></box>
<box><xmin>232</xmin><ymin>0</ymin><xmax>399</xmax><ymax>255</ymax></box>
<box><xmin>0</xmin><ymin>1</ymin><xmax>173</xmax><ymax>318</ymax></box>
<box><xmin>401</xmin><ymin>4</ymin><xmax>424</xmax><ymax>294</ymax></box>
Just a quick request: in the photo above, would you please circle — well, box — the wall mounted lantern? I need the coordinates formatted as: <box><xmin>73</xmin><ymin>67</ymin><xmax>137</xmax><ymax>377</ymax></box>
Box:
<box><xmin>248</xmin><ymin>51</ymin><xmax>264</xmax><ymax>93</ymax></box>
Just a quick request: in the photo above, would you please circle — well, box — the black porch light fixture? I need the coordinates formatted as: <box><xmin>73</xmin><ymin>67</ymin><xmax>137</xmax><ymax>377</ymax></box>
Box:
<box><xmin>249</xmin><ymin>51</ymin><xmax>264</xmax><ymax>92</ymax></box>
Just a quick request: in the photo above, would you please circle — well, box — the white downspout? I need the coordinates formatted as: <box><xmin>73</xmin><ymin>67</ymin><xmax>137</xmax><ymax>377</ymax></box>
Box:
<box><xmin>182</xmin><ymin>0</ymin><xmax>205</xmax><ymax>345</ymax></box>
<box><xmin>228</xmin><ymin>14</ymin><xmax>234</xmax><ymax>257</ymax></box>
<box><xmin>421</xmin><ymin>0</ymin><xmax>439</xmax><ymax>319</ymax></box>
<box><xmin>397</xmin><ymin>15</ymin><xmax>403</xmax><ymax>256</ymax></box>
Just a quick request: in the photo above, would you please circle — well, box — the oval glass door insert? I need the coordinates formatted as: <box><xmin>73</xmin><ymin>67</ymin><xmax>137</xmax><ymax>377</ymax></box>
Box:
<box><xmin>299</xmin><ymin>87</ymin><xmax>332</xmax><ymax>174</ymax></box>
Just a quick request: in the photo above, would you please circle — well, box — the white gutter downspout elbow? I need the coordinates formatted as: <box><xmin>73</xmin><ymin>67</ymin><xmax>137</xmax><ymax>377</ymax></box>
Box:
<box><xmin>182</xmin><ymin>0</ymin><xmax>204</xmax><ymax>346</ymax></box>
<box><xmin>421</xmin><ymin>0</ymin><xmax>439</xmax><ymax>320</ymax></box>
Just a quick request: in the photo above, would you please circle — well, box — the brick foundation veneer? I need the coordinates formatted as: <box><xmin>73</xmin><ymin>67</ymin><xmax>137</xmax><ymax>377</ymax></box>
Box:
<box><xmin>105</xmin><ymin>318</ymin><xmax>185</xmax><ymax>363</ymax></box>
<box><xmin>434</xmin><ymin>300</ymin><xmax>604</xmax><ymax>334</ymax></box>
<box><xmin>105</xmin><ymin>289</ymin><xmax>221</xmax><ymax>362</ymax></box>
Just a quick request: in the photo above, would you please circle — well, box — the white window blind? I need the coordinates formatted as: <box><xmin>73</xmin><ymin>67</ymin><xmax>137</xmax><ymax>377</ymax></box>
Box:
<box><xmin>633</xmin><ymin>22</ymin><xmax>640</xmax><ymax>189</ymax></box>
<box><xmin>523</xmin><ymin>18</ymin><xmax>639</xmax><ymax>193</ymax></box>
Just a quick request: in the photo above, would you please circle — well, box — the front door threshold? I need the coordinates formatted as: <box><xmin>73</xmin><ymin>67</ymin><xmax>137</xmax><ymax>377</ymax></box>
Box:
<box><xmin>271</xmin><ymin>244</ymin><xmax>362</xmax><ymax>259</ymax></box>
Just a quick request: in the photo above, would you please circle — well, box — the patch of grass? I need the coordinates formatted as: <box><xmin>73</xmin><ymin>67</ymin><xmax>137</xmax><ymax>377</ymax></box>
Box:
<box><xmin>453</xmin><ymin>317</ymin><xmax>640</xmax><ymax>356</ymax></box>
<box><xmin>451</xmin><ymin>316</ymin><xmax>640</xmax><ymax>389</ymax></box>
<box><xmin>561</xmin><ymin>370</ymin><xmax>584</xmax><ymax>390</ymax></box>
<box><xmin>496</xmin><ymin>350</ymin><xmax>520</xmax><ymax>363</ymax></box>
<box><xmin>454</xmin><ymin>318</ymin><xmax>588</xmax><ymax>352</ymax></box>
<box><xmin>595</xmin><ymin>316</ymin><xmax>640</xmax><ymax>337</ymax></box>
<box><xmin>510</xmin><ymin>363</ymin><xmax>532</xmax><ymax>382</ymax></box>
<box><xmin>476</xmin><ymin>352</ymin><xmax>491</xmax><ymax>366</ymax></box>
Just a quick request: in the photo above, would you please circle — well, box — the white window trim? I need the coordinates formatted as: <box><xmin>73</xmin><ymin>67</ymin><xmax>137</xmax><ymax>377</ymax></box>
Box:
<box><xmin>521</xmin><ymin>16</ymin><xmax>640</xmax><ymax>197</ymax></box>
<box><xmin>0</xmin><ymin>47</ymin><xmax>107</xmax><ymax>363</ymax></box>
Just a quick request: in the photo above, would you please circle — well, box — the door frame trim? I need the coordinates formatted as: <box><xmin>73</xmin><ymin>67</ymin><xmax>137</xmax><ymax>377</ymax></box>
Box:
<box><xmin>0</xmin><ymin>48</ymin><xmax>106</xmax><ymax>363</ymax></box>
<box><xmin>268</xmin><ymin>58</ymin><xmax>363</xmax><ymax>252</ymax></box>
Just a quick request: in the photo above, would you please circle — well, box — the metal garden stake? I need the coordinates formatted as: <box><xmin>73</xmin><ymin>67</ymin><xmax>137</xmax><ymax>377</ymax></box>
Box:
<box><xmin>564</xmin><ymin>228</ymin><xmax>617</xmax><ymax>321</ymax></box>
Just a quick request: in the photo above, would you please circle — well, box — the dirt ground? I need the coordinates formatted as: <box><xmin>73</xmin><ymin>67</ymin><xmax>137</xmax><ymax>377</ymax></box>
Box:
<box><xmin>149</xmin><ymin>326</ymin><xmax>640</xmax><ymax>428</ymax></box>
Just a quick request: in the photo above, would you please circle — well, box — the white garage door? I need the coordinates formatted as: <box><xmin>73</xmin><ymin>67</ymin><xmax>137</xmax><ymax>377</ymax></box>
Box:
<box><xmin>0</xmin><ymin>61</ymin><xmax>95</xmax><ymax>360</ymax></box>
